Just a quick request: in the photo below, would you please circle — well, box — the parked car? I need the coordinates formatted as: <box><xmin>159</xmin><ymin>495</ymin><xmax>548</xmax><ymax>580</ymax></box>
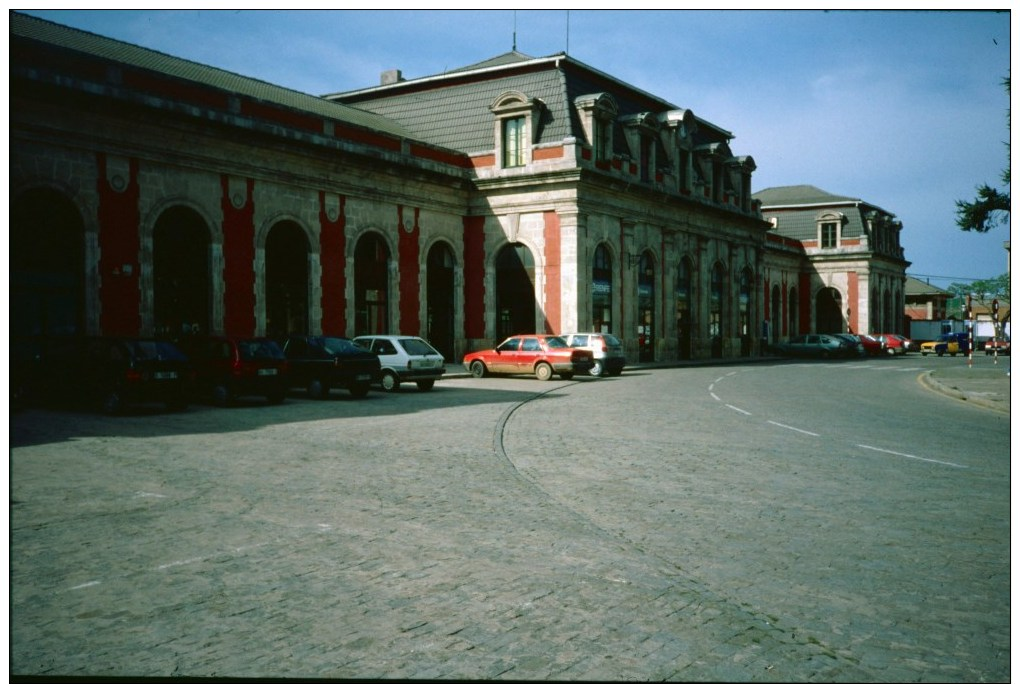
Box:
<box><xmin>856</xmin><ymin>334</ymin><xmax>884</xmax><ymax>356</ymax></box>
<box><xmin>773</xmin><ymin>334</ymin><xmax>848</xmax><ymax>359</ymax></box>
<box><xmin>18</xmin><ymin>336</ymin><xmax>194</xmax><ymax>414</ymax></box>
<box><xmin>463</xmin><ymin>334</ymin><xmax>595</xmax><ymax>381</ymax></box>
<box><xmin>832</xmin><ymin>333</ymin><xmax>865</xmax><ymax>358</ymax></box>
<box><xmin>353</xmin><ymin>335</ymin><xmax>446</xmax><ymax>392</ymax></box>
<box><xmin>179</xmin><ymin>336</ymin><xmax>289</xmax><ymax>405</ymax></box>
<box><xmin>874</xmin><ymin>333</ymin><xmax>914</xmax><ymax>355</ymax></box>
<box><xmin>279</xmin><ymin>335</ymin><xmax>381</xmax><ymax>399</ymax></box>
<box><xmin>984</xmin><ymin>338</ymin><xmax>1010</xmax><ymax>355</ymax></box>
<box><xmin>558</xmin><ymin>332</ymin><xmax>626</xmax><ymax>376</ymax></box>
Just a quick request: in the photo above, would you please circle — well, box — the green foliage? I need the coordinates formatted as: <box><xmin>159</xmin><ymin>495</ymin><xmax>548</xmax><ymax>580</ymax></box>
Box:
<box><xmin>947</xmin><ymin>272</ymin><xmax>1010</xmax><ymax>305</ymax></box>
<box><xmin>956</xmin><ymin>75</ymin><xmax>1010</xmax><ymax>233</ymax></box>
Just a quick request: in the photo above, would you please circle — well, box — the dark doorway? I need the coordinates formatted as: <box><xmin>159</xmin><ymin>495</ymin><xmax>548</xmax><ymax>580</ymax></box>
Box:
<box><xmin>816</xmin><ymin>287</ymin><xmax>843</xmax><ymax>334</ymax></box>
<box><xmin>427</xmin><ymin>242</ymin><xmax>456</xmax><ymax>360</ymax></box>
<box><xmin>496</xmin><ymin>243</ymin><xmax>536</xmax><ymax>338</ymax></box>
<box><xmin>355</xmin><ymin>232</ymin><xmax>390</xmax><ymax>336</ymax></box>
<box><xmin>266</xmin><ymin>221</ymin><xmax>309</xmax><ymax>337</ymax></box>
<box><xmin>592</xmin><ymin>243</ymin><xmax>613</xmax><ymax>334</ymax></box>
<box><xmin>637</xmin><ymin>251</ymin><xmax>655</xmax><ymax>362</ymax></box>
<box><xmin>154</xmin><ymin>206</ymin><xmax>210</xmax><ymax>339</ymax></box>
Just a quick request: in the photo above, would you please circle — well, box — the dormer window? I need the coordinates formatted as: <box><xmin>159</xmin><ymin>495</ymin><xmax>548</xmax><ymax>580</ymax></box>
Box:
<box><xmin>491</xmin><ymin>91</ymin><xmax>543</xmax><ymax>170</ymax></box>
<box><xmin>816</xmin><ymin>211</ymin><xmax>845</xmax><ymax>249</ymax></box>
<box><xmin>502</xmin><ymin>116</ymin><xmax>526</xmax><ymax>167</ymax></box>
<box><xmin>575</xmin><ymin>93</ymin><xmax>618</xmax><ymax>166</ymax></box>
<box><xmin>620</xmin><ymin>112</ymin><xmax>658</xmax><ymax>183</ymax></box>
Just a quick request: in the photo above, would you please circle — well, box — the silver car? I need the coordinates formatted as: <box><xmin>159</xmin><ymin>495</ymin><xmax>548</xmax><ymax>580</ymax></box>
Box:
<box><xmin>353</xmin><ymin>335</ymin><xmax>446</xmax><ymax>392</ymax></box>
<box><xmin>559</xmin><ymin>332</ymin><xmax>627</xmax><ymax>377</ymax></box>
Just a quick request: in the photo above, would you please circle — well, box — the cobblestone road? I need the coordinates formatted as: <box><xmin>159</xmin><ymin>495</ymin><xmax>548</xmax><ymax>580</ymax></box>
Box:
<box><xmin>9</xmin><ymin>363</ymin><xmax>1010</xmax><ymax>681</ymax></box>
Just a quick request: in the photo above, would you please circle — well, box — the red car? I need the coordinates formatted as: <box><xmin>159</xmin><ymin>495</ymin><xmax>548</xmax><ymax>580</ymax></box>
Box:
<box><xmin>463</xmin><ymin>334</ymin><xmax>595</xmax><ymax>381</ymax></box>
<box><xmin>856</xmin><ymin>334</ymin><xmax>884</xmax><ymax>356</ymax></box>
<box><xmin>179</xmin><ymin>336</ymin><xmax>289</xmax><ymax>405</ymax></box>
<box><xmin>874</xmin><ymin>333</ymin><xmax>915</xmax><ymax>355</ymax></box>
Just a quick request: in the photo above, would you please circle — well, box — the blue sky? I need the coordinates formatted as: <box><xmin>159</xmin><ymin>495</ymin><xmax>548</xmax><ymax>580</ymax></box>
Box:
<box><xmin>19</xmin><ymin>9</ymin><xmax>1013</xmax><ymax>287</ymax></box>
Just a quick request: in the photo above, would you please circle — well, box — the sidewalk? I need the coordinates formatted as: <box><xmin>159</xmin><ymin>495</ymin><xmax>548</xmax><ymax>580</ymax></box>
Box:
<box><xmin>920</xmin><ymin>362</ymin><xmax>1011</xmax><ymax>414</ymax></box>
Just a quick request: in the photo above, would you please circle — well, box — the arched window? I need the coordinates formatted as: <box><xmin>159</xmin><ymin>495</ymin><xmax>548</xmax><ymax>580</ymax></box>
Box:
<box><xmin>710</xmin><ymin>261</ymin><xmax>725</xmax><ymax>357</ymax></box>
<box><xmin>676</xmin><ymin>256</ymin><xmax>693</xmax><ymax>359</ymax></box>
<box><xmin>592</xmin><ymin>243</ymin><xmax>613</xmax><ymax>333</ymax></box>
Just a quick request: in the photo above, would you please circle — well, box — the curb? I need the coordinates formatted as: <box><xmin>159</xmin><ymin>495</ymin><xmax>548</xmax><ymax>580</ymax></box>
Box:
<box><xmin>918</xmin><ymin>370</ymin><xmax>1010</xmax><ymax>414</ymax></box>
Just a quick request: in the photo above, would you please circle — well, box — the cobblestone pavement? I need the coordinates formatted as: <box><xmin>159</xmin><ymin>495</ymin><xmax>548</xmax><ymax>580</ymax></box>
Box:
<box><xmin>9</xmin><ymin>361</ymin><xmax>1010</xmax><ymax>681</ymax></box>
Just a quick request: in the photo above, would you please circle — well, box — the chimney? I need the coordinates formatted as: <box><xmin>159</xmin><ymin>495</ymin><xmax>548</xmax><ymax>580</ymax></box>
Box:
<box><xmin>381</xmin><ymin>69</ymin><xmax>404</xmax><ymax>85</ymax></box>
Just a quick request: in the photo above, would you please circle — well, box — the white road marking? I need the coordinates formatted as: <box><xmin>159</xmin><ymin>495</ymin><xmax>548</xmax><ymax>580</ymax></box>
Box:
<box><xmin>767</xmin><ymin>420</ymin><xmax>819</xmax><ymax>436</ymax></box>
<box><xmin>710</xmin><ymin>392</ymin><xmax>721</xmax><ymax>401</ymax></box>
<box><xmin>726</xmin><ymin>404</ymin><xmax>751</xmax><ymax>415</ymax></box>
<box><xmin>69</xmin><ymin>581</ymin><xmax>100</xmax><ymax>590</ymax></box>
<box><xmin>857</xmin><ymin>444</ymin><xmax>968</xmax><ymax>468</ymax></box>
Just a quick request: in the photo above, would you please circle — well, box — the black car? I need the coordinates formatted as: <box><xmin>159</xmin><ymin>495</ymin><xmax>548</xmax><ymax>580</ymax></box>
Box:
<box><xmin>18</xmin><ymin>336</ymin><xmax>194</xmax><ymax>414</ymax></box>
<box><xmin>178</xmin><ymin>336</ymin><xmax>289</xmax><ymax>406</ymax></box>
<box><xmin>279</xmin><ymin>335</ymin><xmax>381</xmax><ymax>399</ymax></box>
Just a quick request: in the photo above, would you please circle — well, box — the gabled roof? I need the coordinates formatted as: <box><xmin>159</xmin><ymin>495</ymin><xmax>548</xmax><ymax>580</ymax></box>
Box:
<box><xmin>10</xmin><ymin>11</ymin><xmax>411</xmax><ymax>139</ymax></box>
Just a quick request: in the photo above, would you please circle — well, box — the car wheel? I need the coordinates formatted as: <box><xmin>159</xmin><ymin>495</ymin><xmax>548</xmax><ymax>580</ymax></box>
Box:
<box><xmin>307</xmin><ymin>378</ymin><xmax>329</xmax><ymax>399</ymax></box>
<box><xmin>937</xmin><ymin>350</ymin><xmax>944</xmax><ymax>357</ymax></box>
<box><xmin>589</xmin><ymin>360</ymin><xmax>604</xmax><ymax>377</ymax></box>
<box><xmin>267</xmin><ymin>391</ymin><xmax>286</xmax><ymax>405</ymax></box>
<box><xmin>886</xmin><ymin>347</ymin><xmax>896</xmax><ymax>356</ymax></box>
<box><xmin>950</xmin><ymin>352</ymin><xmax>957</xmax><ymax>357</ymax></box>
<box><xmin>212</xmin><ymin>382</ymin><xmax>234</xmax><ymax>406</ymax></box>
<box><xmin>535</xmin><ymin>362</ymin><xmax>553</xmax><ymax>381</ymax></box>
<box><xmin>349</xmin><ymin>383</ymin><xmax>370</xmax><ymax>398</ymax></box>
<box><xmin>416</xmin><ymin>380</ymin><xmax>435</xmax><ymax>391</ymax></box>
<box><xmin>380</xmin><ymin>370</ymin><xmax>400</xmax><ymax>392</ymax></box>
<box><xmin>470</xmin><ymin>360</ymin><xmax>487</xmax><ymax>378</ymax></box>
<box><xmin>101</xmin><ymin>389</ymin><xmax>124</xmax><ymax>415</ymax></box>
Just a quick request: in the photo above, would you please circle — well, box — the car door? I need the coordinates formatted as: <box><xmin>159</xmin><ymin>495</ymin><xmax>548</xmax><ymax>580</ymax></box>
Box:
<box><xmin>491</xmin><ymin>338</ymin><xmax>520</xmax><ymax>373</ymax></box>
<box><xmin>516</xmin><ymin>337</ymin><xmax>542</xmax><ymax>373</ymax></box>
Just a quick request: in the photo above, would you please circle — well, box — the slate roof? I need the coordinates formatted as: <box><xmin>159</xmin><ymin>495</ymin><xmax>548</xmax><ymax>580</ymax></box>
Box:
<box><xmin>752</xmin><ymin>185</ymin><xmax>862</xmax><ymax>207</ymax></box>
<box><xmin>753</xmin><ymin>185</ymin><xmax>895</xmax><ymax>242</ymax></box>
<box><xmin>327</xmin><ymin>51</ymin><xmax>735</xmax><ymax>159</ymax></box>
<box><xmin>10</xmin><ymin>11</ymin><xmax>411</xmax><ymax>139</ymax></box>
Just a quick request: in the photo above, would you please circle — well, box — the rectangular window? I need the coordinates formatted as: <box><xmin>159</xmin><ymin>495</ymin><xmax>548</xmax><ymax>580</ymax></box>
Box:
<box><xmin>821</xmin><ymin>222</ymin><xmax>837</xmax><ymax>248</ymax></box>
<box><xmin>502</xmin><ymin>117</ymin><xmax>525</xmax><ymax>167</ymax></box>
<box><xmin>594</xmin><ymin>118</ymin><xmax>610</xmax><ymax>162</ymax></box>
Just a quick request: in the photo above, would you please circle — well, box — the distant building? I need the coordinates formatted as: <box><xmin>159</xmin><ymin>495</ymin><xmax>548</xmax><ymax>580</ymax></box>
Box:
<box><xmin>904</xmin><ymin>276</ymin><xmax>951</xmax><ymax>322</ymax></box>
<box><xmin>754</xmin><ymin>185</ymin><xmax>910</xmax><ymax>340</ymax></box>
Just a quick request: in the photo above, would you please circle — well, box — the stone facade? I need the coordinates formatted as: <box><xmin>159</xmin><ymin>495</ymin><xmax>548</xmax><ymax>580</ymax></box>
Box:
<box><xmin>11</xmin><ymin>13</ymin><xmax>909</xmax><ymax>364</ymax></box>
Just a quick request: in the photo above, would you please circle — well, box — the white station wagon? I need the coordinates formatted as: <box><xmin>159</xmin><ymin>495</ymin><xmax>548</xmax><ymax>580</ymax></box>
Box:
<box><xmin>353</xmin><ymin>335</ymin><xmax>446</xmax><ymax>392</ymax></box>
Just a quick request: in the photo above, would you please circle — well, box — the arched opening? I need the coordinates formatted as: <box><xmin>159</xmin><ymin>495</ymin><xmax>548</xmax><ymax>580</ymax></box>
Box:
<box><xmin>882</xmin><ymin>288</ymin><xmax>893</xmax><ymax>333</ymax></box>
<box><xmin>816</xmin><ymin>287</ymin><xmax>843</xmax><ymax>334</ymax></box>
<box><xmin>496</xmin><ymin>243</ymin><xmax>536</xmax><ymax>338</ymax></box>
<box><xmin>355</xmin><ymin>232</ymin><xmax>390</xmax><ymax>336</ymax></box>
<box><xmin>266</xmin><ymin>221</ymin><xmax>309</xmax><ymax>337</ymax></box>
<box><xmin>637</xmin><ymin>250</ymin><xmax>655</xmax><ymax>362</ymax></box>
<box><xmin>153</xmin><ymin>206</ymin><xmax>210</xmax><ymax>339</ymax></box>
<box><xmin>788</xmin><ymin>285</ymin><xmax>799</xmax><ymax>337</ymax></box>
<box><xmin>426</xmin><ymin>242</ymin><xmax>456</xmax><ymax>360</ymax></box>
<box><xmin>592</xmin><ymin>243</ymin><xmax>613</xmax><ymax>334</ymax></box>
<box><xmin>710</xmin><ymin>261</ymin><xmax>725</xmax><ymax>358</ymax></box>
<box><xmin>12</xmin><ymin>188</ymin><xmax>85</xmax><ymax>336</ymax></box>
<box><xmin>871</xmin><ymin>287</ymin><xmax>880</xmax><ymax>334</ymax></box>
<box><xmin>771</xmin><ymin>284</ymin><xmax>781</xmax><ymax>346</ymax></box>
<box><xmin>676</xmin><ymin>256</ymin><xmax>693</xmax><ymax>360</ymax></box>
<box><xmin>739</xmin><ymin>267</ymin><xmax>753</xmax><ymax>356</ymax></box>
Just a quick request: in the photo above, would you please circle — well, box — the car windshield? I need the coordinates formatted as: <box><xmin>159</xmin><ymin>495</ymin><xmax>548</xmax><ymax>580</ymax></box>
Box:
<box><xmin>544</xmin><ymin>336</ymin><xmax>569</xmax><ymax>348</ymax></box>
<box><xmin>399</xmin><ymin>338</ymin><xmax>439</xmax><ymax>356</ymax></box>
<box><xmin>238</xmin><ymin>339</ymin><xmax>284</xmax><ymax>360</ymax></box>
<box><xmin>318</xmin><ymin>337</ymin><xmax>361</xmax><ymax>355</ymax></box>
